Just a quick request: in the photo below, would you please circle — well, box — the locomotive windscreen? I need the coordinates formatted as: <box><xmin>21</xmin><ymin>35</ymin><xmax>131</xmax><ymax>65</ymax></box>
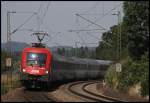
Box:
<box><xmin>27</xmin><ymin>52</ymin><xmax>47</xmax><ymax>66</ymax></box>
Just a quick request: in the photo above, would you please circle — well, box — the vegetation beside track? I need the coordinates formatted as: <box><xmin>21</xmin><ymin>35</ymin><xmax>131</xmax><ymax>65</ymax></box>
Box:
<box><xmin>1</xmin><ymin>50</ymin><xmax>22</xmax><ymax>95</ymax></box>
<box><xmin>105</xmin><ymin>53</ymin><xmax>149</xmax><ymax>97</ymax></box>
<box><xmin>95</xmin><ymin>1</ymin><xmax>149</xmax><ymax>97</ymax></box>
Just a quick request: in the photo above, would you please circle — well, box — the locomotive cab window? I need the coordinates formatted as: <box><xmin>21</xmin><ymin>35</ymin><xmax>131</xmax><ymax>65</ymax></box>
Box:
<box><xmin>27</xmin><ymin>52</ymin><xmax>47</xmax><ymax>67</ymax></box>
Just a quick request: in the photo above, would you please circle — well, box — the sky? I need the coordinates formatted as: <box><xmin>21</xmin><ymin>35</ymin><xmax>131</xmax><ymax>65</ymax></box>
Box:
<box><xmin>1</xmin><ymin>1</ymin><xmax>123</xmax><ymax>47</ymax></box>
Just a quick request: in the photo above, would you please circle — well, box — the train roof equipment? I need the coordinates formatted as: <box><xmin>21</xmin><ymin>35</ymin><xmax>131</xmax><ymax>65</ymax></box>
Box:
<box><xmin>30</xmin><ymin>31</ymin><xmax>49</xmax><ymax>48</ymax></box>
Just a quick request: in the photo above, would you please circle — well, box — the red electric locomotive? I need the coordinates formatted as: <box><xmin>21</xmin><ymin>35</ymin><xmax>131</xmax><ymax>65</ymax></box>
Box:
<box><xmin>19</xmin><ymin>32</ymin><xmax>52</xmax><ymax>88</ymax></box>
<box><xmin>20</xmin><ymin>43</ymin><xmax>52</xmax><ymax>88</ymax></box>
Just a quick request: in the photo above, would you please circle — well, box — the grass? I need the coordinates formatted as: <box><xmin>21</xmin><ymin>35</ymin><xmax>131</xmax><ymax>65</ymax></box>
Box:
<box><xmin>1</xmin><ymin>73</ymin><xmax>22</xmax><ymax>95</ymax></box>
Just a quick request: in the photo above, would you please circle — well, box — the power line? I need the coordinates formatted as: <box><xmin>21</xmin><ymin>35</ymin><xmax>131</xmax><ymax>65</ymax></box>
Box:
<box><xmin>10</xmin><ymin>12</ymin><xmax>37</xmax><ymax>14</ymax></box>
<box><xmin>16</xmin><ymin>28</ymin><xmax>36</xmax><ymax>32</ymax></box>
<box><xmin>41</xmin><ymin>21</ymin><xmax>62</xmax><ymax>44</ymax></box>
<box><xmin>85</xmin><ymin>3</ymin><xmax>122</xmax><ymax>28</ymax></box>
<box><xmin>36</xmin><ymin>2</ymin><xmax>44</xmax><ymax>31</ymax></box>
<box><xmin>11</xmin><ymin>12</ymin><xmax>37</xmax><ymax>34</ymax></box>
<box><xmin>76</xmin><ymin>3</ymin><xmax>122</xmax><ymax>34</ymax></box>
<box><xmin>76</xmin><ymin>33</ymin><xmax>88</xmax><ymax>47</ymax></box>
<box><xmin>102</xmin><ymin>2</ymin><xmax>104</xmax><ymax>15</ymax></box>
<box><xmin>37</xmin><ymin>2</ymin><xmax>43</xmax><ymax>13</ymax></box>
<box><xmin>69</xmin><ymin>29</ymin><xmax>104</xmax><ymax>32</ymax></box>
<box><xmin>42</xmin><ymin>20</ymin><xmax>61</xmax><ymax>41</ymax></box>
<box><xmin>86</xmin><ymin>32</ymin><xmax>100</xmax><ymax>40</ymax></box>
<box><xmin>75</xmin><ymin>13</ymin><xmax>106</xmax><ymax>30</ymax></box>
<box><xmin>77</xmin><ymin>13</ymin><xmax>108</xmax><ymax>15</ymax></box>
<box><xmin>82</xmin><ymin>1</ymin><xmax>100</xmax><ymax>14</ymax></box>
<box><xmin>40</xmin><ymin>2</ymin><xmax>51</xmax><ymax>27</ymax></box>
<box><xmin>35</xmin><ymin>2</ymin><xmax>51</xmax><ymax>34</ymax></box>
<box><xmin>71</xmin><ymin>3</ymin><xmax>122</xmax><ymax>47</ymax></box>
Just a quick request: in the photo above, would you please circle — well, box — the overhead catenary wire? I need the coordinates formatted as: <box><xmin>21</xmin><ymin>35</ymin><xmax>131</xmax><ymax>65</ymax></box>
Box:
<box><xmin>76</xmin><ymin>2</ymin><xmax>122</xmax><ymax>34</ymax></box>
<box><xmin>37</xmin><ymin>2</ymin><xmax>43</xmax><ymax>13</ymax></box>
<box><xmin>102</xmin><ymin>2</ymin><xmax>104</xmax><ymax>15</ymax></box>
<box><xmin>9</xmin><ymin>11</ymin><xmax>37</xmax><ymax>14</ymax></box>
<box><xmin>85</xmin><ymin>3</ymin><xmax>122</xmax><ymax>29</ymax></box>
<box><xmin>41</xmin><ymin>19</ymin><xmax>63</xmax><ymax>44</ymax></box>
<box><xmin>6</xmin><ymin>2</ymin><xmax>44</xmax><ymax>35</ymax></box>
<box><xmin>69</xmin><ymin>29</ymin><xmax>104</xmax><ymax>32</ymax></box>
<box><xmin>35</xmin><ymin>1</ymin><xmax>51</xmax><ymax>41</ymax></box>
<box><xmin>16</xmin><ymin>28</ymin><xmax>34</xmax><ymax>31</ymax></box>
<box><xmin>31</xmin><ymin>1</ymin><xmax>52</xmax><ymax>43</ymax></box>
<box><xmin>81</xmin><ymin>1</ymin><xmax>100</xmax><ymax>15</ymax></box>
<box><xmin>77</xmin><ymin>13</ymin><xmax>108</xmax><ymax>15</ymax></box>
<box><xmin>76</xmin><ymin>33</ymin><xmax>88</xmax><ymax>47</ymax></box>
<box><xmin>36</xmin><ymin>2</ymin><xmax>44</xmax><ymax>31</ymax></box>
<box><xmin>75</xmin><ymin>14</ymin><xmax>107</xmax><ymax>30</ymax></box>
<box><xmin>41</xmin><ymin>18</ymin><xmax>63</xmax><ymax>43</ymax></box>
<box><xmin>39</xmin><ymin>1</ymin><xmax>51</xmax><ymax>30</ymax></box>
<box><xmin>71</xmin><ymin>13</ymin><xmax>107</xmax><ymax>46</ymax></box>
<box><xmin>69</xmin><ymin>2</ymin><xmax>122</xmax><ymax>48</ymax></box>
<box><xmin>11</xmin><ymin>12</ymin><xmax>37</xmax><ymax>34</ymax></box>
<box><xmin>86</xmin><ymin>32</ymin><xmax>100</xmax><ymax>40</ymax></box>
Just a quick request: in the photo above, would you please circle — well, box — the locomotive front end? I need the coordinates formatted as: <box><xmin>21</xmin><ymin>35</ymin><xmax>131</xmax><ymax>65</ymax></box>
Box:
<box><xmin>20</xmin><ymin>47</ymin><xmax>52</xmax><ymax>88</ymax></box>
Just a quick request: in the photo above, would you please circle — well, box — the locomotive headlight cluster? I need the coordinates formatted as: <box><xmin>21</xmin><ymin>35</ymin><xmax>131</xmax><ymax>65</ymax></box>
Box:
<box><xmin>31</xmin><ymin>54</ymin><xmax>37</xmax><ymax>58</ymax></box>
<box><xmin>23</xmin><ymin>69</ymin><xmax>26</xmax><ymax>72</ymax></box>
<box><xmin>45</xmin><ymin>70</ymin><xmax>49</xmax><ymax>74</ymax></box>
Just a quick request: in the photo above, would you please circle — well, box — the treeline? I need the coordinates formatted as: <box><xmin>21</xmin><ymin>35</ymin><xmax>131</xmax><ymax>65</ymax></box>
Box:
<box><xmin>95</xmin><ymin>1</ymin><xmax>149</xmax><ymax>96</ymax></box>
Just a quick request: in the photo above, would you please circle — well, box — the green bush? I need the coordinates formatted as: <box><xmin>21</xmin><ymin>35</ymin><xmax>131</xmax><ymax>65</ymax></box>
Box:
<box><xmin>105</xmin><ymin>53</ymin><xmax>149</xmax><ymax>96</ymax></box>
<box><xmin>1</xmin><ymin>51</ymin><xmax>9</xmax><ymax>73</ymax></box>
<box><xmin>140</xmin><ymin>53</ymin><xmax>149</xmax><ymax>96</ymax></box>
<box><xmin>105</xmin><ymin>64</ymin><xmax>115</xmax><ymax>88</ymax></box>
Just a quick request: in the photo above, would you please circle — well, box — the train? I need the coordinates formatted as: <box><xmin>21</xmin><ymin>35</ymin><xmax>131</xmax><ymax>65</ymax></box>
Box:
<box><xmin>19</xmin><ymin>43</ymin><xmax>112</xmax><ymax>89</ymax></box>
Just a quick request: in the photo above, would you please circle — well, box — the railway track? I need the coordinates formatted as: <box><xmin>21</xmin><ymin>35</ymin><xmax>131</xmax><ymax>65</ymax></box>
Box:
<box><xmin>83</xmin><ymin>82</ymin><xmax>128</xmax><ymax>102</ymax></box>
<box><xmin>23</xmin><ymin>88</ymin><xmax>55</xmax><ymax>102</ymax></box>
<box><xmin>2</xmin><ymin>81</ymin><xmax>147</xmax><ymax>102</ymax></box>
<box><xmin>67</xmin><ymin>81</ymin><xmax>127</xmax><ymax>102</ymax></box>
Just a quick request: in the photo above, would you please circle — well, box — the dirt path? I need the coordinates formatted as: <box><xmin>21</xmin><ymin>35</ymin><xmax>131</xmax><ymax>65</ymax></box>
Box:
<box><xmin>96</xmin><ymin>83</ymin><xmax>149</xmax><ymax>102</ymax></box>
<box><xmin>1</xmin><ymin>87</ymin><xmax>54</xmax><ymax>102</ymax></box>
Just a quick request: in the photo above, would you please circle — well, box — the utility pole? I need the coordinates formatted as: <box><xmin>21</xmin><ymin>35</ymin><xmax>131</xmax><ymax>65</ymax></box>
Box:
<box><xmin>112</xmin><ymin>11</ymin><xmax>121</xmax><ymax>60</ymax></box>
<box><xmin>6</xmin><ymin>11</ymin><xmax>12</xmax><ymax>90</ymax></box>
<box><xmin>119</xmin><ymin>11</ymin><xmax>121</xmax><ymax>60</ymax></box>
<box><xmin>112</xmin><ymin>11</ymin><xmax>122</xmax><ymax>75</ymax></box>
<box><xmin>117</xmin><ymin>11</ymin><xmax>121</xmax><ymax>60</ymax></box>
<box><xmin>7</xmin><ymin>11</ymin><xmax>12</xmax><ymax>57</ymax></box>
<box><xmin>6</xmin><ymin>11</ymin><xmax>36</xmax><ymax>91</ymax></box>
<box><xmin>6</xmin><ymin>11</ymin><xmax>10</xmax><ymax>93</ymax></box>
<box><xmin>7</xmin><ymin>11</ymin><xmax>36</xmax><ymax>53</ymax></box>
<box><xmin>6</xmin><ymin>11</ymin><xmax>15</xmax><ymax>91</ymax></box>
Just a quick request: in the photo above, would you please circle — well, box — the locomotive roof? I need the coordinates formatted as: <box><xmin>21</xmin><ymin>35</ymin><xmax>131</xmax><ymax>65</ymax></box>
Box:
<box><xmin>23</xmin><ymin>47</ymin><xmax>51</xmax><ymax>53</ymax></box>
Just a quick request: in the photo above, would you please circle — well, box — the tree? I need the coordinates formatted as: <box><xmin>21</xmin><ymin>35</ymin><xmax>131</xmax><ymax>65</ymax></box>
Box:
<box><xmin>123</xmin><ymin>1</ymin><xmax>149</xmax><ymax>60</ymax></box>
<box><xmin>104</xmin><ymin>1</ymin><xmax>149</xmax><ymax>97</ymax></box>
<box><xmin>96</xmin><ymin>1</ymin><xmax>149</xmax><ymax>60</ymax></box>
<box><xmin>96</xmin><ymin>25</ymin><xmax>119</xmax><ymax>60</ymax></box>
<box><xmin>57</xmin><ymin>48</ymin><xmax>62</xmax><ymax>55</ymax></box>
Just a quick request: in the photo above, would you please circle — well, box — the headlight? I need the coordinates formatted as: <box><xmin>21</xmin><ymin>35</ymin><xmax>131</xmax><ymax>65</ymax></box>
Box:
<box><xmin>45</xmin><ymin>70</ymin><xmax>48</xmax><ymax>74</ymax></box>
<box><xmin>23</xmin><ymin>69</ymin><xmax>26</xmax><ymax>72</ymax></box>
